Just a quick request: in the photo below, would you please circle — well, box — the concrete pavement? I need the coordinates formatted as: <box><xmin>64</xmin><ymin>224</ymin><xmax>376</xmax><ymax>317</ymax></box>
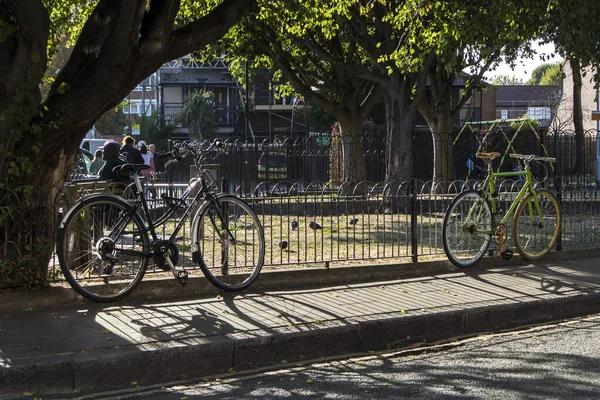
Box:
<box><xmin>1</xmin><ymin>252</ymin><xmax>600</xmax><ymax>398</ymax></box>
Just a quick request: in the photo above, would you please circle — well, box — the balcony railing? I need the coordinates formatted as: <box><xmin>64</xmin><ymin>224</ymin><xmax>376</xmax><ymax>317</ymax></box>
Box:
<box><xmin>161</xmin><ymin>103</ymin><xmax>237</xmax><ymax>127</ymax></box>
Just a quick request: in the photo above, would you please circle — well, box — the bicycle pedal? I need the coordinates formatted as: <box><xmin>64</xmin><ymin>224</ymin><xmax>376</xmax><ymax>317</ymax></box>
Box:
<box><xmin>501</xmin><ymin>249</ymin><xmax>513</xmax><ymax>260</ymax></box>
<box><xmin>176</xmin><ymin>270</ymin><xmax>189</xmax><ymax>286</ymax></box>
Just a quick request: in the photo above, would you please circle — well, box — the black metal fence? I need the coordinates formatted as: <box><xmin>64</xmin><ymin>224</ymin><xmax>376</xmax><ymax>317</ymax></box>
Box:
<box><xmin>38</xmin><ymin>174</ymin><xmax>598</xmax><ymax>282</ymax></box>
<box><xmin>165</xmin><ymin>128</ymin><xmax>599</xmax><ymax>190</ymax></box>
<box><xmin>1</xmin><ymin>127</ymin><xmax>599</xmax><ymax>287</ymax></box>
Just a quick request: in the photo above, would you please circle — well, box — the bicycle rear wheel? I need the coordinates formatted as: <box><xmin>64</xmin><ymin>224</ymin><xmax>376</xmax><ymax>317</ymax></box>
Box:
<box><xmin>512</xmin><ymin>189</ymin><xmax>561</xmax><ymax>260</ymax></box>
<box><xmin>192</xmin><ymin>195</ymin><xmax>265</xmax><ymax>291</ymax></box>
<box><xmin>443</xmin><ymin>190</ymin><xmax>493</xmax><ymax>268</ymax></box>
<box><xmin>57</xmin><ymin>194</ymin><xmax>149</xmax><ymax>302</ymax></box>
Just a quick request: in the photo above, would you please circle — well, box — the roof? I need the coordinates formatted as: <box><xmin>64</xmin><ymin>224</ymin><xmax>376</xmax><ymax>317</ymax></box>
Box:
<box><xmin>159</xmin><ymin>68</ymin><xmax>235</xmax><ymax>86</ymax></box>
<box><xmin>496</xmin><ymin>85</ymin><xmax>562</xmax><ymax>107</ymax></box>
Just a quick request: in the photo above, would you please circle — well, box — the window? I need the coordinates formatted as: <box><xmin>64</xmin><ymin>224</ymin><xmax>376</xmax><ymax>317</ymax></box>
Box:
<box><xmin>527</xmin><ymin>107</ymin><xmax>551</xmax><ymax>121</ymax></box>
<box><xmin>133</xmin><ymin>74</ymin><xmax>157</xmax><ymax>91</ymax></box>
<box><xmin>122</xmin><ymin>100</ymin><xmax>156</xmax><ymax>116</ymax></box>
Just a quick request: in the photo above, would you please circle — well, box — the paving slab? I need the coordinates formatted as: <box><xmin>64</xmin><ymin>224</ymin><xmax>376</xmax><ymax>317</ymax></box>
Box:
<box><xmin>1</xmin><ymin>254</ymin><xmax>600</xmax><ymax>398</ymax></box>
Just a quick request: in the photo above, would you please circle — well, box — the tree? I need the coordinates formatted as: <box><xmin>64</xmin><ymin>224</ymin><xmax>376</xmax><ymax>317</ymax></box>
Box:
<box><xmin>543</xmin><ymin>0</ymin><xmax>600</xmax><ymax>174</ymax></box>
<box><xmin>492</xmin><ymin>74</ymin><xmax>525</xmax><ymax>85</ymax></box>
<box><xmin>177</xmin><ymin>89</ymin><xmax>217</xmax><ymax>140</ymax></box>
<box><xmin>526</xmin><ymin>63</ymin><xmax>562</xmax><ymax>85</ymax></box>
<box><xmin>134</xmin><ymin>114</ymin><xmax>172</xmax><ymax>151</ymax></box>
<box><xmin>0</xmin><ymin>0</ymin><xmax>257</xmax><ymax>287</ymax></box>
<box><xmin>340</xmin><ymin>1</ymin><xmax>436</xmax><ymax>185</ymax></box>
<box><xmin>213</xmin><ymin>0</ymin><xmax>382</xmax><ymax>186</ymax></box>
<box><xmin>538</xmin><ymin>63</ymin><xmax>563</xmax><ymax>86</ymax></box>
<box><xmin>94</xmin><ymin>106</ymin><xmax>128</xmax><ymax>136</ymax></box>
<box><xmin>416</xmin><ymin>1</ymin><xmax>545</xmax><ymax>188</ymax></box>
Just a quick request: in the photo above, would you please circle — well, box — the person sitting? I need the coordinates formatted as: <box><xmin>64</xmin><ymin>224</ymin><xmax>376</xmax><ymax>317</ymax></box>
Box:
<box><xmin>89</xmin><ymin>149</ymin><xmax>104</xmax><ymax>175</ymax></box>
<box><xmin>138</xmin><ymin>141</ymin><xmax>155</xmax><ymax>182</ymax></box>
<box><xmin>120</xmin><ymin>135</ymin><xmax>144</xmax><ymax>165</ymax></box>
<box><xmin>98</xmin><ymin>141</ymin><xmax>127</xmax><ymax>180</ymax></box>
<box><xmin>149</xmin><ymin>143</ymin><xmax>166</xmax><ymax>182</ymax></box>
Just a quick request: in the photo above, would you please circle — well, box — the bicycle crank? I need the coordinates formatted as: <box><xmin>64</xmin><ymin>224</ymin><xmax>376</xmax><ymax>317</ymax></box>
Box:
<box><xmin>162</xmin><ymin>250</ymin><xmax>188</xmax><ymax>286</ymax></box>
<box><xmin>153</xmin><ymin>240</ymin><xmax>180</xmax><ymax>271</ymax></box>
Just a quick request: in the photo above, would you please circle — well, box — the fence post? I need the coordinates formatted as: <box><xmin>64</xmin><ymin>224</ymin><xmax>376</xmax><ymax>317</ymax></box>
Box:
<box><xmin>554</xmin><ymin>129</ymin><xmax>562</xmax><ymax>251</ymax></box>
<box><xmin>221</xmin><ymin>178</ymin><xmax>228</xmax><ymax>194</ymax></box>
<box><xmin>410</xmin><ymin>178</ymin><xmax>418</xmax><ymax>262</ymax></box>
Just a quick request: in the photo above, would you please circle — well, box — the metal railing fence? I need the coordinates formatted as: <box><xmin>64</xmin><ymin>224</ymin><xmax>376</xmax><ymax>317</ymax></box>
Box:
<box><xmin>1</xmin><ymin>126</ymin><xmax>598</xmax><ymax>287</ymax></box>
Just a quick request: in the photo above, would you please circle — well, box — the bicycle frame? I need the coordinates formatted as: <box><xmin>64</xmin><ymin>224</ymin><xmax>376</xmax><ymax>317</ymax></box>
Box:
<box><xmin>112</xmin><ymin>171</ymin><xmax>236</xmax><ymax>262</ymax></box>
<box><xmin>104</xmin><ymin>176</ymin><xmax>208</xmax><ymax>259</ymax></box>
<box><xmin>475</xmin><ymin>166</ymin><xmax>542</xmax><ymax>236</ymax></box>
<box><xmin>138</xmin><ymin>176</ymin><xmax>209</xmax><ymax>245</ymax></box>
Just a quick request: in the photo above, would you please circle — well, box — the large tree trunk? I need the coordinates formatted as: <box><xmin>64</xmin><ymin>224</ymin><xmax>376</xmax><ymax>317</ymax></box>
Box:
<box><xmin>570</xmin><ymin>58</ymin><xmax>585</xmax><ymax>175</ymax></box>
<box><xmin>329</xmin><ymin>120</ymin><xmax>367</xmax><ymax>197</ymax></box>
<box><xmin>384</xmin><ymin>99</ymin><xmax>413</xmax><ymax>184</ymax></box>
<box><xmin>417</xmin><ymin>60</ymin><xmax>462</xmax><ymax>192</ymax></box>
<box><xmin>381</xmin><ymin>91</ymin><xmax>415</xmax><ymax>214</ymax></box>
<box><xmin>330</xmin><ymin>119</ymin><xmax>367</xmax><ymax>186</ymax></box>
<box><xmin>419</xmin><ymin>102</ymin><xmax>454</xmax><ymax>191</ymax></box>
<box><xmin>0</xmin><ymin>128</ymin><xmax>80</xmax><ymax>287</ymax></box>
<box><xmin>383</xmin><ymin>77</ymin><xmax>419</xmax><ymax>184</ymax></box>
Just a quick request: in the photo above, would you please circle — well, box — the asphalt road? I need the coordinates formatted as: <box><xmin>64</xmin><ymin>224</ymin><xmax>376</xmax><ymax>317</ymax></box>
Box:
<box><xmin>53</xmin><ymin>314</ymin><xmax>600</xmax><ymax>400</ymax></box>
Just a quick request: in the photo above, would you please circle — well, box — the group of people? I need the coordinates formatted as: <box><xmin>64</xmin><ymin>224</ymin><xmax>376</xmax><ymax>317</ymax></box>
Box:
<box><xmin>90</xmin><ymin>136</ymin><xmax>166</xmax><ymax>180</ymax></box>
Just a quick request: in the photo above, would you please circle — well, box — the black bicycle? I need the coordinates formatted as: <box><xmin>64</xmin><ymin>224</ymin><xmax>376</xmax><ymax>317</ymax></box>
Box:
<box><xmin>57</xmin><ymin>140</ymin><xmax>265</xmax><ymax>302</ymax></box>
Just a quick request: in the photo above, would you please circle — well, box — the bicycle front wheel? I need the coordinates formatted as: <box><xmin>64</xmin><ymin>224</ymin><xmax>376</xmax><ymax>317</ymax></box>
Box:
<box><xmin>57</xmin><ymin>194</ymin><xmax>150</xmax><ymax>302</ymax></box>
<box><xmin>443</xmin><ymin>190</ymin><xmax>493</xmax><ymax>268</ymax></box>
<box><xmin>512</xmin><ymin>189</ymin><xmax>561</xmax><ymax>260</ymax></box>
<box><xmin>192</xmin><ymin>195</ymin><xmax>265</xmax><ymax>291</ymax></box>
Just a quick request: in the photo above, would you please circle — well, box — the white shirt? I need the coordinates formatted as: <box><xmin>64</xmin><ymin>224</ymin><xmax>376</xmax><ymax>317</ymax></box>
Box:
<box><xmin>141</xmin><ymin>152</ymin><xmax>153</xmax><ymax>166</ymax></box>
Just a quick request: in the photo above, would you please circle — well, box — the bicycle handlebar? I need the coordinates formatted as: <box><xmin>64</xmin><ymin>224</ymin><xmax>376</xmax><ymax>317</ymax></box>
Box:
<box><xmin>509</xmin><ymin>153</ymin><xmax>556</xmax><ymax>163</ymax></box>
<box><xmin>163</xmin><ymin>139</ymin><xmax>224</xmax><ymax>167</ymax></box>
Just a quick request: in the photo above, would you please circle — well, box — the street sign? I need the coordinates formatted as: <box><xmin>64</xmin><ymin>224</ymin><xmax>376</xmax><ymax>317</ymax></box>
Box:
<box><xmin>132</xmin><ymin>123</ymin><xmax>141</xmax><ymax>135</ymax></box>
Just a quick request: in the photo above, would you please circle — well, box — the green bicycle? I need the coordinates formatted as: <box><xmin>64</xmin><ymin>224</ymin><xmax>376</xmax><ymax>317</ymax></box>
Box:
<box><xmin>443</xmin><ymin>152</ymin><xmax>561</xmax><ymax>268</ymax></box>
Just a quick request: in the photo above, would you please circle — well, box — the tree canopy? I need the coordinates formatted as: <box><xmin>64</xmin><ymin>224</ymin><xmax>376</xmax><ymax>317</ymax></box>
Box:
<box><xmin>492</xmin><ymin>74</ymin><xmax>525</xmax><ymax>85</ymax></box>
<box><xmin>538</xmin><ymin>63</ymin><xmax>563</xmax><ymax>85</ymax></box>
<box><xmin>526</xmin><ymin>63</ymin><xmax>563</xmax><ymax>85</ymax></box>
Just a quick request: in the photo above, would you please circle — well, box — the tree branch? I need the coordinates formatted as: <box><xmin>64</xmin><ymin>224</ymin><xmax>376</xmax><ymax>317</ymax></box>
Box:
<box><xmin>48</xmin><ymin>0</ymin><xmax>146</xmax><ymax>100</ymax></box>
<box><xmin>168</xmin><ymin>0</ymin><xmax>257</xmax><ymax>60</ymax></box>
<box><xmin>0</xmin><ymin>0</ymin><xmax>49</xmax><ymax>108</ymax></box>
<box><xmin>139</xmin><ymin>0</ymin><xmax>180</xmax><ymax>54</ymax></box>
<box><xmin>358</xmin><ymin>84</ymin><xmax>383</xmax><ymax>121</ymax></box>
<box><xmin>451</xmin><ymin>58</ymin><xmax>494</xmax><ymax>116</ymax></box>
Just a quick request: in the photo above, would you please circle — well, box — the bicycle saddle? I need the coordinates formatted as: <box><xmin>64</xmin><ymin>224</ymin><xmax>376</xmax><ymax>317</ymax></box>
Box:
<box><xmin>112</xmin><ymin>163</ymin><xmax>151</xmax><ymax>174</ymax></box>
<box><xmin>476</xmin><ymin>152</ymin><xmax>501</xmax><ymax>160</ymax></box>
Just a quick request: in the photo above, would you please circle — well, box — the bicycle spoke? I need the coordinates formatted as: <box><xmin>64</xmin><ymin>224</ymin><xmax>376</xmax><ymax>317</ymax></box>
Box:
<box><xmin>58</xmin><ymin>196</ymin><xmax>149</xmax><ymax>302</ymax></box>
<box><xmin>443</xmin><ymin>190</ymin><xmax>492</xmax><ymax>268</ymax></box>
<box><xmin>195</xmin><ymin>196</ymin><xmax>265</xmax><ymax>291</ymax></box>
<box><xmin>512</xmin><ymin>189</ymin><xmax>561</xmax><ymax>260</ymax></box>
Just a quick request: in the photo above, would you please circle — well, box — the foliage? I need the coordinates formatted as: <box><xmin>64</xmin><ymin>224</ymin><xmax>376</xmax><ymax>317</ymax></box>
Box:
<box><xmin>207</xmin><ymin>0</ymin><xmax>382</xmax><ymax>128</ymax></box>
<box><xmin>509</xmin><ymin>117</ymin><xmax>540</xmax><ymax>130</ymax></box>
<box><xmin>133</xmin><ymin>114</ymin><xmax>173</xmax><ymax>152</ymax></box>
<box><xmin>541</xmin><ymin>0</ymin><xmax>600</xmax><ymax>173</ymax></box>
<box><xmin>176</xmin><ymin>90</ymin><xmax>217</xmax><ymax>140</ymax></box>
<box><xmin>492</xmin><ymin>75</ymin><xmax>525</xmax><ymax>86</ymax></box>
<box><xmin>308</xmin><ymin>103</ymin><xmax>335</xmax><ymax>134</ymax></box>
<box><xmin>526</xmin><ymin>63</ymin><xmax>563</xmax><ymax>85</ymax></box>
<box><xmin>539</xmin><ymin>64</ymin><xmax>563</xmax><ymax>86</ymax></box>
<box><xmin>543</xmin><ymin>0</ymin><xmax>600</xmax><ymax>80</ymax></box>
<box><xmin>94</xmin><ymin>105</ymin><xmax>128</xmax><ymax>136</ymax></box>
